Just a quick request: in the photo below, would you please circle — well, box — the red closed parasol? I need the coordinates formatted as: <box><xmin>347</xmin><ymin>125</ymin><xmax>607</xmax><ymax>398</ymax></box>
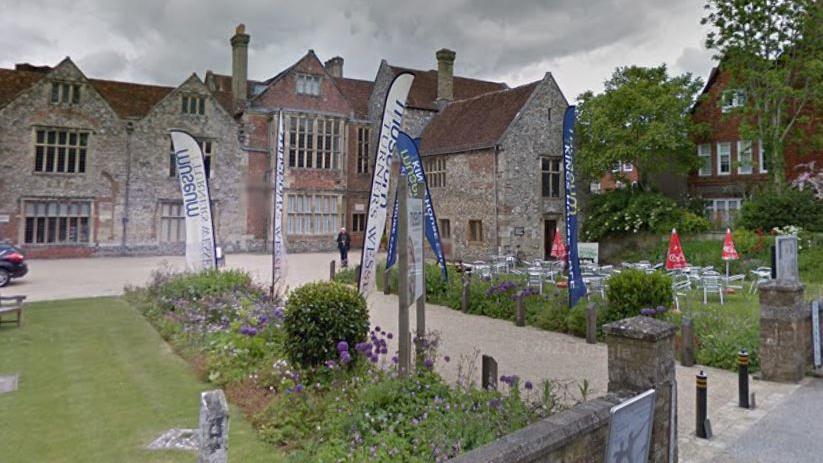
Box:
<box><xmin>665</xmin><ymin>228</ymin><xmax>688</xmax><ymax>270</ymax></box>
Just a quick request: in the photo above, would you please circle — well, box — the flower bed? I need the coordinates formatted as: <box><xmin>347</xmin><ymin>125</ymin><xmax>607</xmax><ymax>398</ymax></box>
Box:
<box><xmin>126</xmin><ymin>269</ymin><xmax>585</xmax><ymax>461</ymax></box>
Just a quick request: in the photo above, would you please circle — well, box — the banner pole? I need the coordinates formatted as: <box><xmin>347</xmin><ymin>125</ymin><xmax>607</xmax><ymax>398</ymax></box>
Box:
<box><xmin>397</xmin><ymin>175</ymin><xmax>411</xmax><ymax>376</ymax></box>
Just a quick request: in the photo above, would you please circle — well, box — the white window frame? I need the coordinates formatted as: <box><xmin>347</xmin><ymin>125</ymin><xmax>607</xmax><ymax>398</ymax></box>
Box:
<box><xmin>717</xmin><ymin>142</ymin><xmax>731</xmax><ymax>176</ymax></box>
<box><xmin>758</xmin><ymin>140</ymin><xmax>769</xmax><ymax>174</ymax></box>
<box><xmin>737</xmin><ymin>140</ymin><xmax>753</xmax><ymax>175</ymax></box>
<box><xmin>50</xmin><ymin>82</ymin><xmax>81</xmax><ymax>105</ymax></box>
<box><xmin>697</xmin><ymin>143</ymin><xmax>712</xmax><ymax>176</ymax></box>
<box><xmin>425</xmin><ymin>157</ymin><xmax>446</xmax><ymax>188</ymax></box>
<box><xmin>158</xmin><ymin>201</ymin><xmax>186</xmax><ymax>243</ymax></box>
<box><xmin>181</xmin><ymin>95</ymin><xmax>205</xmax><ymax>115</ymax></box>
<box><xmin>286</xmin><ymin>114</ymin><xmax>342</xmax><ymax>170</ymax></box>
<box><xmin>721</xmin><ymin>89</ymin><xmax>746</xmax><ymax>113</ymax></box>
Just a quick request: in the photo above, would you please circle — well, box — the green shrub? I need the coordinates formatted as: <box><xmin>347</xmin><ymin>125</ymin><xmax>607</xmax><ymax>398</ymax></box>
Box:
<box><xmin>738</xmin><ymin>187</ymin><xmax>823</xmax><ymax>232</ymax></box>
<box><xmin>565</xmin><ymin>298</ymin><xmax>608</xmax><ymax>338</ymax></box>
<box><xmin>532</xmin><ymin>297</ymin><xmax>570</xmax><ymax>332</ymax></box>
<box><xmin>605</xmin><ymin>269</ymin><xmax>672</xmax><ymax>322</ymax></box>
<box><xmin>332</xmin><ymin>266</ymin><xmax>358</xmax><ymax>285</ymax></box>
<box><xmin>582</xmin><ymin>189</ymin><xmax>705</xmax><ymax>241</ymax></box>
<box><xmin>283</xmin><ymin>282</ymin><xmax>369</xmax><ymax>368</ymax></box>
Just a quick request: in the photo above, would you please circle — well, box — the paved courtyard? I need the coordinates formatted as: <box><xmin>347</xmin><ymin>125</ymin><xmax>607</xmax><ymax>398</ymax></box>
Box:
<box><xmin>7</xmin><ymin>251</ymin><xmax>819</xmax><ymax>461</ymax></box>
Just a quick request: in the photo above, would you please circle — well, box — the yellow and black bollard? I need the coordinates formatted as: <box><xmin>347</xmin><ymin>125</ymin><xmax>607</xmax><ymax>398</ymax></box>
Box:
<box><xmin>738</xmin><ymin>349</ymin><xmax>750</xmax><ymax>409</ymax></box>
<box><xmin>696</xmin><ymin>370</ymin><xmax>709</xmax><ymax>438</ymax></box>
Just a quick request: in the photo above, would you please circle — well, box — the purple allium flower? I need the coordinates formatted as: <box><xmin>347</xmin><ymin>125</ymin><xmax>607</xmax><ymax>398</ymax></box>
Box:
<box><xmin>257</xmin><ymin>315</ymin><xmax>268</xmax><ymax>326</ymax></box>
<box><xmin>443</xmin><ymin>355</ymin><xmax>450</xmax><ymax>363</ymax></box>
<box><xmin>325</xmin><ymin>360</ymin><xmax>337</xmax><ymax>369</ymax></box>
<box><xmin>387</xmin><ymin>332</ymin><xmax>394</xmax><ymax>340</ymax></box>
<box><xmin>656</xmin><ymin>305</ymin><xmax>668</xmax><ymax>313</ymax></box>
<box><xmin>294</xmin><ymin>384</ymin><xmax>304</xmax><ymax>393</ymax></box>
<box><xmin>524</xmin><ymin>380</ymin><xmax>534</xmax><ymax>390</ymax></box>
<box><xmin>375</xmin><ymin>326</ymin><xmax>381</xmax><ymax>332</ymax></box>
<box><xmin>369</xmin><ymin>355</ymin><xmax>378</xmax><ymax>364</ymax></box>
<box><xmin>337</xmin><ymin>341</ymin><xmax>349</xmax><ymax>353</ymax></box>
<box><xmin>640</xmin><ymin>308</ymin><xmax>656</xmax><ymax>316</ymax></box>
<box><xmin>391</xmin><ymin>356</ymin><xmax>398</xmax><ymax>364</ymax></box>
<box><xmin>340</xmin><ymin>351</ymin><xmax>352</xmax><ymax>365</ymax></box>
<box><xmin>239</xmin><ymin>325</ymin><xmax>257</xmax><ymax>336</ymax></box>
<box><xmin>273</xmin><ymin>307</ymin><xmax>285</xmax><ymax>320</ymax></box>
<box><xmin>423</xmin><ymin>358</ymin><xmax>434</xmax><ymax>370</ymax></box>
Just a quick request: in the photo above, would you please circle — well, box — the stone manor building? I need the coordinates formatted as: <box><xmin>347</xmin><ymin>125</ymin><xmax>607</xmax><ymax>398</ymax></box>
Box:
<box><xmin>0</xmin><ymin>24</ymin><xmax>570</xmax><ymax>260</ymax></box>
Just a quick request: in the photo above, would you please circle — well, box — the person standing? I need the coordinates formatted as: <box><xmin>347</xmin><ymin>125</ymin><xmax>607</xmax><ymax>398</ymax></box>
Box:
<box><xmin>336</xmin><ymin>227</ymin><xmax>351</xmax><ymax>267</ymax></box>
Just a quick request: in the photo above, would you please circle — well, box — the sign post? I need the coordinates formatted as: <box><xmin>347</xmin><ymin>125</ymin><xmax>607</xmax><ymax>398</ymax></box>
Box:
<box><xmin>813</xmin><ymin>299</ymin><xmax>821</xmax><ymax>369</ymax></box>
<box><xmin>397</xmin><ymin>168</ymin><xmax>425</xmax><ymax>375</ymax></box>
<box><xmin>397</xmin><ymin>178</ymin><xmax>411</xmax><ymax>376</ymax></box>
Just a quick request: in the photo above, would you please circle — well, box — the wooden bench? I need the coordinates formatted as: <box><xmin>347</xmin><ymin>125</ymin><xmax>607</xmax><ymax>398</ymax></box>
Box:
<box><xmin>0</xmin><ymin>295</ymin><xmax>26</xmax><ymax>327</ymax></box>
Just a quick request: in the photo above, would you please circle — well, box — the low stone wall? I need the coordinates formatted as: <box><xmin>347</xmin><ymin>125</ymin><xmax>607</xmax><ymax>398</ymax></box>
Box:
<box><xmin>598</xmin><ymin>233</ymin><xmax>663</xmax><ymax>265</ymax></box>
<box><xmin>448</xmin><ymin>395</ymin><xmax>622</xmax><ymax>463</ymax></box>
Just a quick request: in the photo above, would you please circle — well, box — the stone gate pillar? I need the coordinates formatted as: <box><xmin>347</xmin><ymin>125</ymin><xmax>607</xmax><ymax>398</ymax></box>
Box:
<box><xmin>759</xmin><ymin>280</ymin><xmax>809</xmax><ymax>382</ymax></box>
<box><xmin>604</xmin><ymin>316</ymin><xmax>677</xmax><ymax>463</ymax></box>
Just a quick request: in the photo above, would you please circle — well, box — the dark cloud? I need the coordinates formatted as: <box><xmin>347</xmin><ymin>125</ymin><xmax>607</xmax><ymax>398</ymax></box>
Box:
<box><xmin>0</xmin><ymin>0</ymin><xmax>715</xmax><ymax>99</ymax></box>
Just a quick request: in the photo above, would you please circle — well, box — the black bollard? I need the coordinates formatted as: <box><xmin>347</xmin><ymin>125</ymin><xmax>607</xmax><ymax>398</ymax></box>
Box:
<box><xmin>481</xmin><ymin>355</ymin><xmax>498</xmax><ymax>391</ymax></box>
<box><xmin>738</xmin><ymin>349</ymin><xmax>750</xmax><ymax>409</ymax></box>
<box><xmin>329</xmin><ymin>260</ymin><xmax>336</xmax><ymax>281</ymax></box>
<box><xmin>696</xmin><ymin>370</ymin><xmax>708</xmax><ymax>438</ymax></box>
<box><xmin>383</xmin><ymin>268</ymin><xmax>390</xmax><ymax>295</ymax></box>
<box><xmin>515</xmin><ymin>293</ymin><xmax>525</xmax><ymax>327</ymax></box>
<box><xmin>355</xmin><ymin>264</ymin><xmax>362</xmax><ymax>287</ymax></box>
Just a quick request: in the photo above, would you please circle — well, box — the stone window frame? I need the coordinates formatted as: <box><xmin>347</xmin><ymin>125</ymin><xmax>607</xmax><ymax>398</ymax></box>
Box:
<box><xmin>716</xmin><ymin>142</ymin><xmax>732</xmax><ymax>176</ymax></box>
<box><xmin>181</xmin><ymin>94</ymin><xmax>206</xmax><ymax>115</ymax></box>
<box><xmin>356</xmin><ymin>126</ymin><xmax>370</xmax><ymax>174</ymax></box>
<box><xmin>168</xmin><ymin>136</ymin><xmax>216</xmax><ymax>179</ymax></box>
<box><xmin>697</xmin><ymin>143</ymin><xmax>712</xmax><ymax>177</ymax></box>
<box><xmin>541</xmin><ymin>156</ymin><xmax>562</xmax><ymax>198</ymax></box>
<box><xmin>439</xmin><ymin>218</ymin><xmax>451</xmax><ymax>240</ymax></box>
<box><xmin>424</xmin><ymin>157</ymin><xmax>446</xmax><ymax>188</ymax></box>
<box><xmin>286</xmin><ymin>113</ymin><xmax>343</xmax><ymax>171</ymax></box>
<box><xmin>296</xmin><ymin>73</ymin><xmax>321</xmax><ymax>97</ymax></box>
<box><xmin>737</xmin><ymin>140</ymin><xmax>753</xmax><ymax>175</ymax></box>
<box><xmin>33</xmin><ymin>127</ymin><xmax>89</xmax><ymax>174</ymax></box>
<box><xmin>468</xmin><ymin>220</ymin><xmax>483</xmax><ymax>243</ymax></box>
<box><xmin>352</xmin><ymin>212</ymin><xmax>366</xmax><ymax>233</ymax></box>
<box><xmin>22</xmin><ymin>198</ymin><xmax>92</xmax><ymax>246</ymax></box>
<box><xmin>50</xmin><ymin>81</ymin><xmax>81</xmax><ymax>105</ymax></box>
<box><xmin>158</xmin><ymin>201</ymin><xmax>186</xmax><ymax>243</ymax></box>
<box><xmin>286</xmin><ymin>193</ymin><xmax>341</xmax><ymax>236</ymax></box>
<box><xmin>705</xmin><ymin>197</ymin><xmax>742</xmax><ymax>225</ymax></box>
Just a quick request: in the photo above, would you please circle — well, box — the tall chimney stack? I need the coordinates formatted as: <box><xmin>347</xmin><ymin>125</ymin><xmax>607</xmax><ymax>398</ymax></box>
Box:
<box><xmin>230</xmin><ymin>24</ymin><xmax>250</xmax><ymax>109</ymax></box>
<box><xmin>324</xmin><ymin>57</ymin><xmax>344</xmax><ymax>78</ymax></box>
<box><xmin>436</xmin><ymin>48</ymin><xmax>456</xmax><ymax>107</ymax></box>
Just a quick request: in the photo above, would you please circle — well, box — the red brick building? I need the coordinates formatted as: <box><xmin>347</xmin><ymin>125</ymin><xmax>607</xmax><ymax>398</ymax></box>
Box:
<box><xmin>689</xmin><ymin>66</ymin><xmax>821</xmax><ymax>226</ymax></box>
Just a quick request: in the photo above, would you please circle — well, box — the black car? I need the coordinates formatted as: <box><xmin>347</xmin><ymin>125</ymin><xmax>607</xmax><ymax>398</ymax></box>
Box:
<box><xmin>0</xmin><ymin>245</ymin><xmax>28</xmax><ymax>287</ymax></box>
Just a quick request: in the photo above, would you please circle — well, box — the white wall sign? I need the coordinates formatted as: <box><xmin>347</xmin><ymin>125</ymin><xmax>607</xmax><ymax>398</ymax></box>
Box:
<box><xmin>0</xmin><ymin>214</ymin><xmax>9</xmax><ymax>223</ymax></box>
<box><xmin>579</xmin><ymin>242</ymin><xmax>599</xmax><ymax>264</ymax></box>
<box><xmin>354</xmin><ymin>203</ymin><xmax>365</xmax><ymax>212</ymax></box>
<box><xmin>605</xmin><ymin>389</ymin><xmax>656</xmax><ymax>463</ymax></box>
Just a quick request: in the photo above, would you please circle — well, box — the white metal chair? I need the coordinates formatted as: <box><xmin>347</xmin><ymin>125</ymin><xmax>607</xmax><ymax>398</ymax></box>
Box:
<box><xmin>749</xmin><ymin>267</ymin><xmax>772</xmax><ymax>294</ymax></box>
<box><xmin>527</xmin><ymin>269</ymin><xmax>544</xmax><ymax>295</ymax></box>
<box><xmin>702</xmin><ymin>273</ymin><xmax>724</xmax><ymax>305</ymax></box>
<box><xmin>672</xmin><ymin>279</ymin><xmax>691</xmax><ymax>311</ymax></box>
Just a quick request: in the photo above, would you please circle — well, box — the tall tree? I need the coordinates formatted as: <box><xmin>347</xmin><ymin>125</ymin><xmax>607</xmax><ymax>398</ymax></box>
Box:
<box><xmin>703</xmin><ymin>0</ymin><xmax>822</xmax><ymax>189</ymax></box>
<box><xmin>576</xmin><ymin>65</ymin><xmax>704</xmax><ymax>190</ymax></box>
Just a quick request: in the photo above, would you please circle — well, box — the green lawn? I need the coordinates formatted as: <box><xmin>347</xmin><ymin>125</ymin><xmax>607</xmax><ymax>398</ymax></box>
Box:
<box><xmin>0</xmin><ymin>297</ymin><xmax>280</xmax><ymax>463</ymax></box>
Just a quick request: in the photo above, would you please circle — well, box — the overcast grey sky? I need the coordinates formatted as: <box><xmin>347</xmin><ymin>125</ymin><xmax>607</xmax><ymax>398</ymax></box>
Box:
<box><xmin>0</xmin><ymin>0</ymin><xmax>716</xmax><ymax>101</ymax></box>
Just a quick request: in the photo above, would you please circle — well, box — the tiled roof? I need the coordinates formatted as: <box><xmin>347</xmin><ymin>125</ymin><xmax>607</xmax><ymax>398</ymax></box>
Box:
<box><xmin>206</xmin><ymin>72</ymin><xmax>265</xmax><ymax>115</ymax></box>
<box><xmin>89</xmin><ymin>78</ymin><xmax>172</xmax><ymax>119</ymax></box>
<box><xmin>419</xmin><ymin>81</ymin><xmax>539</xmax><ymax>156</ymax></box>
<box><xmin>389</xmin><ymin>65</ymin><xmax>508</xmax><ymax>111</ymax></box>
<box><xmin>333</xmin><ymin>76</ymin><xmax>373</xmax><ymax>119</ymax></box>
<box><xmin>0</xmin><ymin>68</ymin><xmax>46</xmax><ymax>108</ymax></box>
<box><xmin>0</xmin><ymin>66</ymin><xmax>175</xmax><ymax>118</ymax></box>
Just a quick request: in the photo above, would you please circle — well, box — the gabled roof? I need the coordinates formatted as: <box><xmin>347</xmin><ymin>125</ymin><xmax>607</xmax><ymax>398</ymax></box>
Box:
<box><xmin>388</xmin><ymin>65</ymin><xmax>507</xmax><ymax>111</ymax></box>
<box><xmin>419</xmin><ymin>81</ymin><xmax>540</xmax><ymax>156</ymax></box>
<box><xmin>0</xmin><ymin>68</ymin><xmax>46</xmax><ymax>108</ymax></box>
<box><xmin>0</xmin><ymin>64</ymin><xmax>186</xmax><ymax>119</ymax></box>
<box><xmin>333</xmin><ymin>76</ymin><xmax>373</xmax><ymax>119</ymax></box>
<box><xmin>205</xmin><ymin>71</ymin><xmax>265</xmax><ymax>115</ymax></box>
<box><xmin>89</xmin><ymin>78</ymin><xmax>173</xmax><ymax>119</ymax></box>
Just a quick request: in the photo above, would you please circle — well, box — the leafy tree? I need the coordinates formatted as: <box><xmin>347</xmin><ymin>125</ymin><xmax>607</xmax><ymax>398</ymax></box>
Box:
<box><xmin>576</xmin><ymin>65</ymin><xmax>704</xmax><ymax>190</ymax></box>
<box><xmin>703</xmin><ymin>0</ymin><xmax>823</xmax><ymax>189</ymax></box>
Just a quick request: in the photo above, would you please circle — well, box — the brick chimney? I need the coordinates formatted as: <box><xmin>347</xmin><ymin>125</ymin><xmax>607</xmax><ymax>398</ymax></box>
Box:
<box><xmin>230</xmin><ymin>24</ymin><xmax>250</xmax><ymax>109</ymax></box>
<box><xmin>324</xmin><ymin>57</ymin><xmax>343</xmax><ymax>78</ymax></box>
<box><xmin>436</xmin><ymin>48</ymin><xmax>456</xmax><ymax>106</ymax></box>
